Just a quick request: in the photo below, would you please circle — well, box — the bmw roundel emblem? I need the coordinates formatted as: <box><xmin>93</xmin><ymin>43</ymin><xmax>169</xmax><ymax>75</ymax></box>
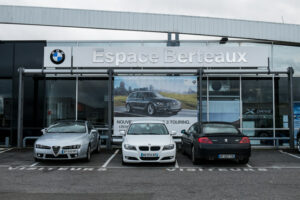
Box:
<box><xmin>50</xmin><ymin>49</ymin><xmax>65</xmax><ymax>64</ymax></box>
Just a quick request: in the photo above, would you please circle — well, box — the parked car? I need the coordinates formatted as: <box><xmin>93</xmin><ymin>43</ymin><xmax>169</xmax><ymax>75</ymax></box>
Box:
<box><xmin>181</xmin><ymin>122</ymin><xmax>251</xmax><ymax>164</ymax></box>
<box><xmin>34</xmin><ymin>120</ymin><xmax>101</xmax><ymax>162</ymax></box>
<box><xmin>120</xmin><ymin>121</ymin><xmax>176</xmax><ymax>164</ymax></box>
<box><xmin>125</xmin><ymin>91</ymin><xmax>181</xmax><ymax>116</ymax></box>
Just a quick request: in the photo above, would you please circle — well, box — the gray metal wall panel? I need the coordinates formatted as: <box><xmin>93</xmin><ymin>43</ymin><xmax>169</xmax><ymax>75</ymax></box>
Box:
<box><xmin>1</xmin><ymin>5</ymin><xmax>300</xmax><ymax>43</ymax></box>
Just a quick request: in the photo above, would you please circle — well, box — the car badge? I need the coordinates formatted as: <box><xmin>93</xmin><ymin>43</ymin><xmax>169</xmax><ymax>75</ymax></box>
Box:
<box><xmin>224</xmin><ymin>139</ymin><xmax>228</xmax><ymax>143</ymax></box>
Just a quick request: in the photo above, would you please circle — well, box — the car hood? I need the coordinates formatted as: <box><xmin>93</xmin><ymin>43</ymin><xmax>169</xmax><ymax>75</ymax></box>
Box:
<box><xmin>36</xmin><ymin>133</ymin><xmax>87</xmax><ymax>146</ymax></box>
<box><xmin>152</xmin><ymin>97</ymin><xmax>176</xmax><ymax>102</ymax></box>
<box><xmin>124</xmin><ymin>135</ymin><xmax>173</xmax><ymax>146</ymax></box>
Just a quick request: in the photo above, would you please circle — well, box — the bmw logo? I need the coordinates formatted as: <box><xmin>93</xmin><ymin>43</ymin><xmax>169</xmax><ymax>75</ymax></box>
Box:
<box><xmin>50</xmin><ymin>49</ymin><xmax>65</xmax><ymax>64</ymax></box>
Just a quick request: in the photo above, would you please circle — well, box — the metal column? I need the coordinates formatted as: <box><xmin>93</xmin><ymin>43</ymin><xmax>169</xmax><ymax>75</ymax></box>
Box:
<box><xmin>288</xmin><ymin>67</ymin><xmax>294</xmax><ymax>149</ymax></box>
<box><xmin>198</xmin><ymin>69</ymin><xmax>203</xmax><ymax>127</ymax></box>
<box><xmin>107</xmin><ymin>69</ymin><xmax>114</xmax><ymax>149</ymax></box>
<box><xmin>17</xmin><ymin>68</ymin><xmax>24</xmax><ymax>148</ymax></box>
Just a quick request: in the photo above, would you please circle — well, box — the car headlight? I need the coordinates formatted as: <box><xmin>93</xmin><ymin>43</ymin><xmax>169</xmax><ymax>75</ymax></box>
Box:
<box><xmin>124</xmin><ymin>144</ymin><xmax>136</xmax><ymax>150</ymax></box>
<box><xmin>155</xmin><ymin>102</ymin><xmax>164</xmax><ymax>106</ymax></box>
<box><xmin>35</xmin><ymin>144</ymin><xmax>51</xmax><ymax>149</ymax></box>
<box><xmin>62</xmin><ymin>145</ymin><xmax>81</xmax><ymax>149</ymax></box>
<box><xmin>163</xmin><ymin>144</ymin><xmax>175</xmax><ymax>150</ymax></box>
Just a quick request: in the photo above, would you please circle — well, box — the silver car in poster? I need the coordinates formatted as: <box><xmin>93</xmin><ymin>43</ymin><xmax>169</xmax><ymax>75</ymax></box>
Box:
<box><xmin>34</xmin><ymin>121</ymin><xmax>101</xmax><ymax>162</ymax></box>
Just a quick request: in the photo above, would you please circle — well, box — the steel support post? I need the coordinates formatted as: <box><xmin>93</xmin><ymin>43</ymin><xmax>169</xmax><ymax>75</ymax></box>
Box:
<box><xmin>288</xmin><ymin>67</ymin><xmax>295</xmax><ymax>149</ymax></box>
<box><xmin>107</xmin><ymin>69</ymin><xmax>114</xmax><ymax>150</ymax></box>
<box><xmin>198</xmin><ymin>69</ymin><xmax>203</xmax><ymax>129</ymax></box>
<box><xmin>17</xmin><ymin>68</ymin><xmax>24</xmax><ymax>148</ymax></box>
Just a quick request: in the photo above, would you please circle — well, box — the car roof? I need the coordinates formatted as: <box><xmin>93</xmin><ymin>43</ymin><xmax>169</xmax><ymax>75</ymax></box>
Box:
<box><xmin>130</xmin><ymin>121</ymin><xmax>165</xmax><ymax>124</ymax></box>
<box><xmin>54</xmin><ymin>120</ymin><xmax>87</xmax><ymax>124</ymax></box>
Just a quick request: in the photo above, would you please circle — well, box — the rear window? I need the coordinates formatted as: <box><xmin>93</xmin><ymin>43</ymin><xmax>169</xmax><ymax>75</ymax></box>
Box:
<box><xmin>202</xmin><ymin>123</ymin><xmax>239</xmax><ymax>135</ymax></box>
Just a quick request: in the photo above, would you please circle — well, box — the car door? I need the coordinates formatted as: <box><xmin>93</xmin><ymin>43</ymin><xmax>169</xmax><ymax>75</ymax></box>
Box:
<box><xmin>87</xmin><ymin>122</ymin><xmax>97</xmax><ymax>150</ymax></box>
<box><xmin>185</xmin><ymin>124</ymin><xmax>197</xmax><ymax>155</ymax></box>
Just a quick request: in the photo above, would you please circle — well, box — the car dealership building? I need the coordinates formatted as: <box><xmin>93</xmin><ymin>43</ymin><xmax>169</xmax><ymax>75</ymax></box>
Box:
<box><xmin>0</xmin><ymin>5</ymin><xmax>300</xmax><ymax>149</ymax></box>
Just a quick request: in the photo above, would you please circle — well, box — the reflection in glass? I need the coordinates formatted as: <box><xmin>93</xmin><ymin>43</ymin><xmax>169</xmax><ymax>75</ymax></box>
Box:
<box><xmin>45</xmin><ymin>79</ymin><xmax>76</xmax><ymax>126</ymax></box>
<box><xmin>0</xmin><ymin>79</ymin><xmax>12</xmax><ymax>128</ymax></box>
<box><xmin>78</xmin><ymin>78</ymin><xmax>108</xmax><ymax>126</ymax></box>
<box><xmin>273</xmin><ymin>45</ymin><xmax>300</xmax><ymax>75</ymax></box>
<box><xmin>209</xmin><ymin>77</ymin><xmax>240</xmax><ymax>127</ymax></box>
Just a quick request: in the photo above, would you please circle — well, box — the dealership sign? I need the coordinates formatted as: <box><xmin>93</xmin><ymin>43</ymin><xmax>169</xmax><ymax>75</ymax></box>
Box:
<box><xmin>44</xmin><ymin>46</ymin><xmax>269</xmax><ymax>68</ymax></box>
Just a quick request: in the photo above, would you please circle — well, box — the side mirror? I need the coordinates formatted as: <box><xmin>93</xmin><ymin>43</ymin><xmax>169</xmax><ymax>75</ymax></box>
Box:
<box><xmin>120</xmin><ymin>131</ymin><xmax>126</xmax><ymax>136</ymax></box>
<box><xmin>181</xmin><ymin>129</ymin><xmax>187</xmax><ymax>135</ymax></box>
<box><xmin>41</xmin><ymin>128</ymin><xmax>48</xmax><ymax>134</ymax></box>
<box><xmin>170</xmin><ymin>131</ymin><xmax>177</xmax><ymax>136</ymax></box>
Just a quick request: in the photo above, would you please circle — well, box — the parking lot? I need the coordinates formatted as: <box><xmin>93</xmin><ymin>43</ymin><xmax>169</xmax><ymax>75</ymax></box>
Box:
<box><xmin>0</xmin><ymin>147</ymin><xmax>300</xmax><ymax>199</ymax></box>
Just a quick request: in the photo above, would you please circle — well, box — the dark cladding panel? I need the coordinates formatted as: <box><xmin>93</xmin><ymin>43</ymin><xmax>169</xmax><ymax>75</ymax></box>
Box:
<box><xmin>0</xmin><ymin>43</ymin><xmax>14</xmax><ymax>77</ymax></box>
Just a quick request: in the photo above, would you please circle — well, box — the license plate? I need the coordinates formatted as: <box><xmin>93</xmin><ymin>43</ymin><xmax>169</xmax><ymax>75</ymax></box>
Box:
<box><xmin>140</xmin><ymin>153</ymin><xmax>158</xmax><ymax>157</ymax></box>
<box><xmin>218</xmin><ymin>154</ymin><xmax>235</xmax><ymax>159</ymax></box>
<box><xmin>62</xmin><ymin>149</ymin><xmax>78</xmax><ymax>154</ymax></box>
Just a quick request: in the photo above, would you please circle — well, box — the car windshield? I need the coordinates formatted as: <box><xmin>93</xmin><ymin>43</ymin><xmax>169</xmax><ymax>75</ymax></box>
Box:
<box><xmin>127</xmin><ymin>123</ymin><xmax>169</xmax><ymax>135</ymax></box>
<box><xmin>153</xmin><ymin>92</ymin><xmax>164</xmax><ymax>98</ymax></box>
<box><xmin>202</xmin><ymin>123</ymin><xmax>239</xmax><ymax>135</ymax></box>
<box><xmin>47</xmin><ymin>122</ymin><xmax>86</xmax><ymax>133</ymax></box>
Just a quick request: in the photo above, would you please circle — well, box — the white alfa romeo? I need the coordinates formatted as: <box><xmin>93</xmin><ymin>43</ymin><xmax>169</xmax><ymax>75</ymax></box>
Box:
<box><xmin>121</xmin><ymin>121</ymin><xmax>176</xmax><ymax>164</ymax></box>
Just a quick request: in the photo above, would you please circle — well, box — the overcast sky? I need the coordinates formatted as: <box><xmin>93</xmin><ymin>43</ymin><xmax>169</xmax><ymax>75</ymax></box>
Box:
<box><xmin>0</xmin><ymin>0</ymin><xmax>299</xmax><ymax>40</ymax></box>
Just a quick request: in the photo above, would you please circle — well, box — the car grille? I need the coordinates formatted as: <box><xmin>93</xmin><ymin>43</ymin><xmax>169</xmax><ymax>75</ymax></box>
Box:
<box><xmin>150</xmin><ymin>146</ymin><xmax>160</xmax><ymax>151</ymax></box>
<box><xmin>139</xmin><ymin>146</ymin><xmax>149</xmax><ymax>151</ymax></box>
<box><xmin>45</xmin><ymin>154</ymin><xmax>68</xmax><ymax>159</ymax></box>
<box><xmin>140</xmin><ymin>157</ymin><xmax>159</xmax><ymax>161</ymax></box>
<box><xmin>52</xmin><ymin>146</ymin><xmax>60</xmax><ymax>155</ymax></box>
<box><xmin>139</xmin><ymin>146</ymin><xmax>161</xmax><ymax>151</ymax></box>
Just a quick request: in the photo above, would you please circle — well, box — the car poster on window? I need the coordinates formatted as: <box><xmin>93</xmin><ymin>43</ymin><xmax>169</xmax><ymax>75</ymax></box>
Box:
<box><xmin>113</xmin><ymin>76</ymin><xmax>198</xmax><ymax>136</ymax></box>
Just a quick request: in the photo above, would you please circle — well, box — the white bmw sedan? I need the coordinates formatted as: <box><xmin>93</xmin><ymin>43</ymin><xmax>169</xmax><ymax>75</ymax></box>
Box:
<box><xmin>34</xmin><ymin>120</ymin><xmax>101</xmax><ymax>162</ymax></box>
<box><xmin>121</xmin><ymin>121</ymin><xmax>176</xmax><ymax>164</ymax></box>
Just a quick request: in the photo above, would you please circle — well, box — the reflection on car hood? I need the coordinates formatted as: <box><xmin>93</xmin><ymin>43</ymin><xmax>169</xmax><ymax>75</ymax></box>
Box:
<box><xmin>36</xmin><ymin>133</ymin><xmax>87</xmax><ymax>146</ymax></box>
<box><xmin>124</xmin><ymin>135</ymin><xmax>173</xmax><ymax>146</ymax></box>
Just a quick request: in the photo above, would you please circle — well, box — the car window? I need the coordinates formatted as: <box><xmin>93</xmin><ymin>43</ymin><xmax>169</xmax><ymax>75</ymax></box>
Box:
<box><xmin>127</xmin><ymin>123</ymin><xmax>169</xmax><ymax>135</ymax></box>
<box><xmin>136</xmin><ymin>92</ymin><xmax>144</xmax><ymax>98</ymax></box>
<box><xmin>47</xmin><ymin>122</ymin><xmax>86</xmax><ymax>133</ymax></box>
<box><xmin>202</xmin><ymin>123</ymin><xmax>239</xmax><ymax>135</ymax></box>
<box><xmin>188</xmin><ymin>124</ymin><xmax>196</xmax><ymax>134</ymax></box>
<box><xmin>128</xmin><ymin>93</ymin><xmax>136</xmax><ymax>98</ymax></box>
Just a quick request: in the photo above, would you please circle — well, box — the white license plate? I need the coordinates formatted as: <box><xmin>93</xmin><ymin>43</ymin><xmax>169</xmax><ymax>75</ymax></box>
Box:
<box><xmin>62</xmin><ymin>149</ymin><xmax>78</xmax><ymax>154</ymax></box>
<box><xmin>140</xmin><ymin>153</ymin><xmax>158</xmax><ymax>157</ymax></box>
<box><xmin>218</xmin><ymin>154</ymin><xmax>235</xmax><ymax>159</ymax></box>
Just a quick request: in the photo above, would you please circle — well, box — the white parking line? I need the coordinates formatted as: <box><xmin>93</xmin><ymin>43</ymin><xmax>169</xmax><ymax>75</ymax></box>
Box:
<box><xmin>30</xmin><ymin>162</ymin><xmax>39</xmax><ymax>167</ymax></box>
<box><xmin>246</xmin><ymin>164</ymin><xmax>253</xmax><ymax>168</ymax></box>
<box><xmin>101</xmin><ymin>149</ymin><xmax>119</xmax><ymax>168</ymax></box>
<box><xmin>0</xmin><ymin>148</ymin><xmax>13</xmax><ymax>154</ymax></box>
<box><xmin>175</xmin><ymin>160</ymin><xmax>179</xmax><ymax>168</ymax></box>
<box><xmin>279</xmin><ymin>150</ymin><xmax>300</xmax><ymax>159</ymax></box>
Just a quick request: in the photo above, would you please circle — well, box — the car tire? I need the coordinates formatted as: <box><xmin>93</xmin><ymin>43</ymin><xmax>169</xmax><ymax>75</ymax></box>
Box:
<box><xmin>126</xmin><ymin>104</ymin><xmax>132</xmax><ymax>113</ymax></box>
<box><xmin>85</xmin><ymin>145</ymin><xmax>91</xmax><ymax>162</ymax></box>
<box><xmin>147</xmin><ymin>104</ymin><xmax>156</xmax><ymax>116</ymax></box>
<box><xmin>238</xmin><ymin>157</ymin><xmax>249</xmax><ymax>164</ymax></box>
<box><xmin>191</xmin><ymin>146</ymin><xmax>199</xmax><ymax>165</ymax></box>
<box><xmin>34</xmin><ymin>157</ymin><xmax>40</xmax><ymax>162</ymax></box>
<box><xmin>297</xmin><ymin>137</ymin><xmax>300</xmax><ymax>153</ymax></box>
<box><xmin>122</xmin><ymin>159</ymin><xmax>128</xmax><ymax>166</ymax></box>
<box><xmin>96</xmin><ymin>139</ymin><xmax>101</xmax><ymax>153</ymax></box>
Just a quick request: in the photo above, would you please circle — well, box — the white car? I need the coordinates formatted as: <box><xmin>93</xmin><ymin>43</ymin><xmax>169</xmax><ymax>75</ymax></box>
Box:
<box><xmin>121</xmin><ymin>121</ymin><xmax>176</xmax><ymax>164</ymax></box>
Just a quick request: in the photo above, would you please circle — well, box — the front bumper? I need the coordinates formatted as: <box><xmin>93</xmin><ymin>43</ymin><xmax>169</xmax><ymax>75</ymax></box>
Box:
<box><xmin>154</xmin><ymin>104</ymin><xmax>181</xmax><ymax>113</ymax></box>
<box><xmin>34</xmin><ymin>148</ymin><xmax>86</xmax><ymax>160</ymax></box>
<box><xmin>122</xmin><ymin>147</ymin><xmax>176</xmax><ymax>163</ymax></box>
<box><xmin>195</xmin><ymin>144</ymin><xmax>251</xmax><ymax>160</ymax></box>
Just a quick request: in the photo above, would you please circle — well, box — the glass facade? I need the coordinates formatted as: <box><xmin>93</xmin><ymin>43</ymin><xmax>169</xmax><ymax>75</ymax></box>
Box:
<box><xmin>1</xmin><ymin>40</ymin><xmax>300</xmax><ymax>146</ymax></box>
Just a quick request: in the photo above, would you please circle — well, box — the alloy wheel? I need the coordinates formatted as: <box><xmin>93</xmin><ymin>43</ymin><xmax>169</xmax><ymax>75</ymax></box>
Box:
<box><xmin>126</xmin><ymin>104</ymin><xmax>131</xmax><ymax>112</ymax></box>
<box><xmin>147</xmin><ymin>104</ymin><xmax>155</xmax><ymax>115</ymax></box>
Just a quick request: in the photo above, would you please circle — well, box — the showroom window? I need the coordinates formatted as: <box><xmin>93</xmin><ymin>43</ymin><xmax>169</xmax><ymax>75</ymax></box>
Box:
<box><xmin>208</xmin><ymin>77</ymin><xmax>240</xmax><ymax>127</ymax></box>
<box><xmin>0</xmin><ymin>79</ymin><xmax>12</xmax><ymax>144</ymax></box>
<box><xmin>78</xmin><ymin>78</ymin><xmax>109</xmax><ymax>126</ymax></box>
<box><xmin>242</xmin><ymin>77</ymin><xmax>273</xmax><ymax>141</ymax></box>
<box><xmin>45</xmin><ymin>79</ymin><xmax>76</xmax><ymax>126</ymax></box>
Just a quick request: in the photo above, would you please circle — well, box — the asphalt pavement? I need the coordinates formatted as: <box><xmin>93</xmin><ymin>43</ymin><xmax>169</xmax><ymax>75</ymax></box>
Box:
<box><xmin>0</xmin><ymin>148</ymin><xmax>300</xmax><ymax>200</ymax></box>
